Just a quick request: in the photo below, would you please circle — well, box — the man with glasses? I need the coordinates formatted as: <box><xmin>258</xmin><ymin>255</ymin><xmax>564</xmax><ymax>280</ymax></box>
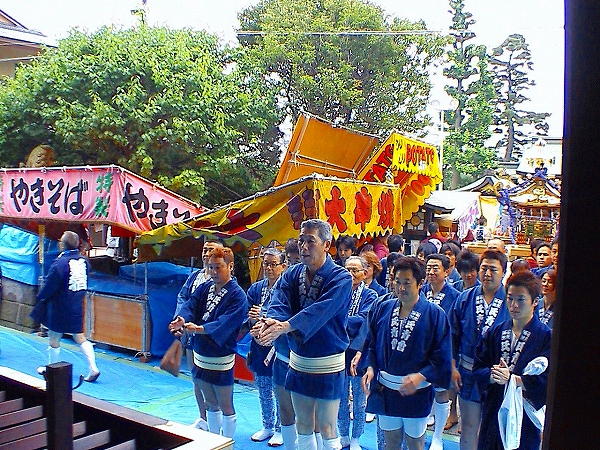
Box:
<box><xmin>339</xmin><ymin>256</ymin><xmax>378</xmax><ymax>450</ymax></box>
<box><xmin>362</xmin><ymin>257</ymin><xmax>452</xmax><ymax>450</ymax></box>
<box><xmin>257</xmin><ymin>219</ymin><xmax>353</xmax><ymax>450</ymax></box>
<box><xmin>247</xmin><ymin>248</ymin><xmax>287</xmax><ymax>446</ymax></box>
<box><xmin>449</xmin><ymin>250</ymin><xmax>510</xmax><ymax>450</ymax></box>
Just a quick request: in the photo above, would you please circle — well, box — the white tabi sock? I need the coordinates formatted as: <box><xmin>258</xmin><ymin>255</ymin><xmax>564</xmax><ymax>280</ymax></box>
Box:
<box><xmin>316</xmin><ymin>432</ymin><xmax>323</xmax><ymax>450</ymax></box>
<box><xmin>281</xmin><ymin>424</ymin><xmax>298</xmax><ymax>450</ymax></box>
<box><xmin>79</xmin><ymin>341</ymin><xmax>99</xmax><ymax>373</ymax></box>
<box><xmin>429</xmin><ymin>400</ymin><xmax>451</xmax><ymax>450</ymax></box>
<box><xmin>207</xmin><ymin>410</ymin><xmax>223</xmax><ymax>435</ymax></box>
<box><xmin>298</xmin><ymin>432</ymin><xmax>317</xmax><ymax>450</ymax></box>
<box><xmin>48</xmin><ymin>346</ymin><xmax>61</xmax><ymax>364</ymax></box>
<box><xmin>322</xmin><ymin>436</ymin><xmax>342</xmax><ymax>450</ymax></box>
<box><xmin>222</xmin><ymin>414</ymin><xmax>236</xmax><ymax>438</ymax></box>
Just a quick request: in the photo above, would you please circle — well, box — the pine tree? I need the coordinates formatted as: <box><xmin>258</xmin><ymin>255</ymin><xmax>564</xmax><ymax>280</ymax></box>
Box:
<box><xmin>443</xmin><ymin>0</ymin><xmax>497</xmax><ymax>188</ymax></box>
<box><xmin>489</xmin><ymin>34</ymin><xmax>550</xmax><ymax>161</ymax></box>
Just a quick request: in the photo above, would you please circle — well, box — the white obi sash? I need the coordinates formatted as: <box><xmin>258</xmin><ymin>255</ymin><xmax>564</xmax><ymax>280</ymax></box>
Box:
<box><xmin>193</xmin><ymin>351</ymin><xmax>235</xmax><ymax>371</ymax></box>
<box><xmin>289</xmin><ymin>350</ymin><xmax>345</xmax><ymax>374</ymax></box>
<box><xmin>276</xmin><ymin>352</ymin><xmax>290</xmax><ymax>364</ymax></box>
<box><xmin>377</xmin><ymin>370</ymin><xmax>431</xmax><ymax>391</ymax></box>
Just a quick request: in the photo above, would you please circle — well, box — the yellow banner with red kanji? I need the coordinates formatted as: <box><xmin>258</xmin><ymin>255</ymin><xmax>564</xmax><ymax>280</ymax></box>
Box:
<box><xmin>136</xmin><ymin>176</ymin><xmax>402</xmax><ymax>260</ymax></box>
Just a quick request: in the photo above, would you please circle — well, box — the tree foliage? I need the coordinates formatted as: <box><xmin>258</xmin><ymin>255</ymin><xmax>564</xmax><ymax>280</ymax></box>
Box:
<box><xmin>489</xmin><ymin>33</ymin><xmax>550</xmax><ymax>161</ymax></box>
<box><xmin>443</xmin><ymin>0</ymin><xmax>497</xmax><ymax>188</ymax></box>
<box><xmin>237</xmin><ymin>0</ymin><xmax>448</xmax><ymax>136</ymax></box>
<box><xmin>0</xmin><ymin>26</ymin><xmax>283</xmax><ymax>206</ymax></box>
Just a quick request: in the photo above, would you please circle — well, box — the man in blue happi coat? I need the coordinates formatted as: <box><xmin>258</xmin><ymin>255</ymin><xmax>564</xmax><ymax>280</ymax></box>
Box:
<box><xmin>362</xmin><ymin>257</ymin><xmax>452</xmax><ymax>450</ymax></box>
<box><xmin>174</xmin><ymin>239</ymin><xmax>223</xmax><ymax>431</ymax></box>
<box><xmin>422</xmin><ymin>254</ymin><xmax>461</xmax><ymax>449</ymax></box>
<box><xmin>450</xmin><ymin>250</ymin><xmax>510</xmax><ymax>450</ymax></box>
<box><xmin>246</xmin><ymin>248</ymin><xmax>287</xmax><ymax>446</ymax></box>
<box><xmin>339</xmin><ymin>256</ymin><xmax>378</xmax><ymax>450</ymax></box>
<box><xmin>33</xmin><ymin>231</ymin><xmax>100</xmax><ymax>382</ymax></box>
<box><xmin>256</xmin><ymin>219</ymin><xmax>353</xmax><ymax>450</ymax></box>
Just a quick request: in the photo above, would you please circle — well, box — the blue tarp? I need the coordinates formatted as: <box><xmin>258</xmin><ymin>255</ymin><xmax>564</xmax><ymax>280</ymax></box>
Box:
<box><xmin>87</xmin><ymin>262</ymin><xmax>193</xmax><ymax>357</ymax></box>
<box><xmin>0</xmin><ymin>223</ymin><xmax>59</xmax><ymax>285</ymax></box>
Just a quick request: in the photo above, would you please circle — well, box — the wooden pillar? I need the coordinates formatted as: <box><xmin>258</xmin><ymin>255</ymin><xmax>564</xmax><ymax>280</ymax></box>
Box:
<box><xmin>544</xmin><ymin>1</ymin><xmax>600</xmax><ymax>448</ymax></box>
<box><xmin>46</xmin><ymin>362</ymin><xmax>74</xmax><ymax>450</ymax></box>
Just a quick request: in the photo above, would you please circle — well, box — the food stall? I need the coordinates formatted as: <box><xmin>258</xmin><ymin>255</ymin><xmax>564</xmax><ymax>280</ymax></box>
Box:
<box><xmin>136</xmin><ymin>114</ymin><xmax>442</xmax><ymax>379</ymax></box>
<box><xmin>0</xmin><ymin>165</ymin><xmax>205</xmax><ymax>357</ymax></box>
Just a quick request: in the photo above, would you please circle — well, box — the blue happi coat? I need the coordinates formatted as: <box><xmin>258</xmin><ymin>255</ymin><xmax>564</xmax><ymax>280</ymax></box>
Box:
<box><xmin>538</xmin><ymin>304</ymin><xmax>554</xmax><ymax>331</ymax></box>
<box><xmin>474</xmin><ymin>316</ymin><xmax>551</xmax><ymax>450</ymax></box>
<box><xmin>421</xmin><ymin>280</ymin><xmax>460</xmax><ymax>315</ymax></box>
<box><xmin>345</xmin><ymin>283</ymin><xmax>378</xmax><ymax>375</ymax></box>
<box><xmin>452</xmin><ymin>277</ymin><xmax>481</xmax><ymax>293</ymax></box>
<box><xmin>365</xmin><ymin>294</ymin><xmax>452</xmax><ymax>418</ymax></box>
<box><xmin>450</xmin><ymin>284</ymin><xmax>509</xmax><ymax>402</ymax></box>
<box><xmin>448</xmin><ymin>268</ymin><xmax>462</xmax><ymax>287</ymax></box>
<box><xmin>35</xmin><ymin>249</ymin><xmax>89</xmax><ymax>334</ymax></box>
<box><xmin>247</xmin><ymin>278</ymin><xmax>277</xmax><ymax>375</ymax></box>
<box><xmin>368</xmin><ymin>279</ymin><xmax>386</xmax><ymax>296</ymax></box>
<box><xmin>347</xmin><ymin>283</ymin><xmax>378</xmax><ymax>352</ymax></box>
<box><xmin>178</xmin><ymin>278</ymin><xmax>247</xmax><ymax>358</ymax></box>
<box><xmin>174</xmin><ymin>269</ymin><xmax>208</xmax><ymax>317</ymax></box>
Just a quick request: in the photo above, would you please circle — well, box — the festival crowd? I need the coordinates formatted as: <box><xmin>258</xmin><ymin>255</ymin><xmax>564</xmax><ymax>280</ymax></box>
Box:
<box><xmin>34</xmin><ymin>219</ymin><xmax>556</xmax><ymax>450</ymax></box>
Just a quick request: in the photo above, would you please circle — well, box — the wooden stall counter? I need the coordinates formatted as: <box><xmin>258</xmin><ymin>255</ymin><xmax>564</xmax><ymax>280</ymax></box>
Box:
<box><xmin>84</xmin><ymin>292</ymin><xmax>150</xmax><ymax>357</ymax></box>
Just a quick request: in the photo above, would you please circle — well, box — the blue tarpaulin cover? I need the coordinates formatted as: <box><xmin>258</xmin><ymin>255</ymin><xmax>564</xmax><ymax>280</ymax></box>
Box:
<box><xmin>0</xmin><ymin>223</ymin><xmax>59</xmax><ymax>285</ymax></box>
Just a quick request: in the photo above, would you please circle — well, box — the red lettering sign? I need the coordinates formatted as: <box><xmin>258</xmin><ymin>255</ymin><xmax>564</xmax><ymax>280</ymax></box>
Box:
<box><xmin>354</xmin><ymin>187</ymin><xmax>372</xmax><ymax>232</ymax></box>
<box><xmin>324</xmin><ymin>186</ymin><xmax>348</xmax><ymax>233</ymax></box>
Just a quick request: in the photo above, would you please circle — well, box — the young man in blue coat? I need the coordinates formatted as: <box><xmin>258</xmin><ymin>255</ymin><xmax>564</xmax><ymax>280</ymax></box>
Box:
<box><xmin>362</xmin><ymin>257</ymin><xmax>452</xmax><ymax>450</ymax></box>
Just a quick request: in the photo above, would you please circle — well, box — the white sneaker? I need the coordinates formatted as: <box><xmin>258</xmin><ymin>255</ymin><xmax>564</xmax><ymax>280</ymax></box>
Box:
<box><xmin>427</xmin><ymin>414</ymin><xmax>435</xmax><ymax>426</ymax></box>
<box><xmin>340</xmin><ymin>436</ymin><xmax>351</xmax><ymax>448</ymax></box>
<box><xmin>350</xmin><ymin>438</ymin><xmax>362</xmax><ymax>450</ymax></box>
<box><xmin>252</xmin><ymin>428</ymin><xmax>275</xmax><ymax>442</ymax></box>
<box><xmin>268</xmin><ymin>431</ymin><xmax>284</xmax><ymax>447</ymax></box>
<box><xmin>192</xmin><ymin>417</ymin><xmax>208</xmax><ymax>431</ymax></box>
<box><xmin>365</xmin><ymin>413</ymin><xmax>376</xmax><ymax>423</ymax></box>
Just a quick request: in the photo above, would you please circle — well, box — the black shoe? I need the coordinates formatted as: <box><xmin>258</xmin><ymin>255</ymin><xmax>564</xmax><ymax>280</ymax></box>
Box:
<box><xmin>84</xmin><ymin>371</ymin><xmax>100</xmax><ymax>382</ymax></box>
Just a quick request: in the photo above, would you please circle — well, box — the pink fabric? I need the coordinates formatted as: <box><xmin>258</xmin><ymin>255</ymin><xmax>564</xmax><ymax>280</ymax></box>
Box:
<box><xmin>372</xmin><ymin>242</ymin><xmax>389</xmax><ymax>259</ymax></box>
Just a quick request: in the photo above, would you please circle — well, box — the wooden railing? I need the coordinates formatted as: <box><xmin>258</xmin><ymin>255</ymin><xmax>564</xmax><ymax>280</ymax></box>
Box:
<box><xmin>0</xmin><ymin>364</ymin><xmax>232</xmax><ymax>450</ymax></box>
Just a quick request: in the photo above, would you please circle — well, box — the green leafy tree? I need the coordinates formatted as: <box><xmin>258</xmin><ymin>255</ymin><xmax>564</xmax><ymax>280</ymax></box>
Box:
<box><xmin>489</xmin><ymin>33</ymin><xmax>550</xmax><ymax>161</ymax></box>
<box><xmin>443</xmin><ymin>0</ymin><xmax>497</xmax><ymax>188</ymax></box>
<box><xmin>237</xmin><ymin>0</ymin><xmax>447</xmax><ymax>136</ymax></box>
<box><xmin>0</xmin><ymin>26</ymin><xmax>283</xmax><ymax>206</ymax></box>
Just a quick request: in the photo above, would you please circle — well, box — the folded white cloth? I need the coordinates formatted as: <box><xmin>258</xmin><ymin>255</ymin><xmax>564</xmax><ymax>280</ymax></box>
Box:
<box><xmin>498</xmin><ymin>356</ymin><xmax>549</xmax><ymax>449</ymax></box>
